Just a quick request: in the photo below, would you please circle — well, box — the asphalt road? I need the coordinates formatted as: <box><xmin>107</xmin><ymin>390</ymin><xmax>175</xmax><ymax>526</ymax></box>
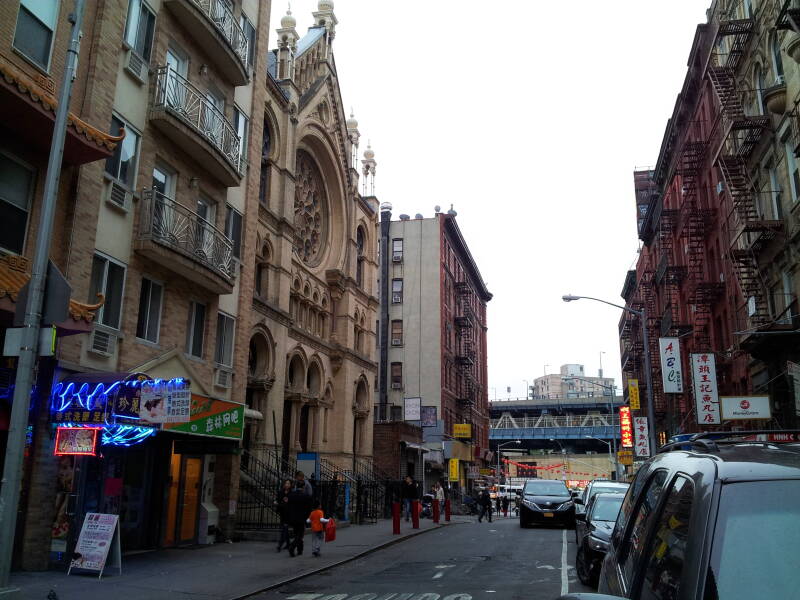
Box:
<box><xmin>254</xmin><ymin>515</ymin><xmax>595</xmax><ymax>600</ymax></box>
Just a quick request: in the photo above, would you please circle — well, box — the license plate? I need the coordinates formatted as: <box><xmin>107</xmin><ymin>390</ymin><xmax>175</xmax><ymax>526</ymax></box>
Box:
<box><xmin>543</xmin><ymin>512</ymin><xmax>554</xmax><ymax>518</ymax></box>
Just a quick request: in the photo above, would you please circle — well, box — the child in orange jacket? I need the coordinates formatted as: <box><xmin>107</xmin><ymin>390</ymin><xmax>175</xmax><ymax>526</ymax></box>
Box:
<box><xmin>307</xmin><ymin>501</ymin><xmax>330</xmax><ymax>557</ymax></box>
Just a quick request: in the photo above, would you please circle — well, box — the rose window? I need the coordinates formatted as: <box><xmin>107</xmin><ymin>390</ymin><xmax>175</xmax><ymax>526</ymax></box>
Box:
<box><xmin>294</xmin><ymin>151</ymin><xmax>328</xmax><ymax>265</ymax></box>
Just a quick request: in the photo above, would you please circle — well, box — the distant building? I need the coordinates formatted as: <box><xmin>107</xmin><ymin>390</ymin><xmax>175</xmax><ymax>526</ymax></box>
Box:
<box><xmin>533</xmin><ymin>365</ymin><xmax>615</xmax><ymax>399</ymax></box>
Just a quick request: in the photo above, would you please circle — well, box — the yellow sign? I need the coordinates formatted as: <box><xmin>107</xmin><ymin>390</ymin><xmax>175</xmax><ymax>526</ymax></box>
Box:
<box><xmin>453</xmin><ymin>423</ymin><xmax>472</xmax><ymax>438</ymax></box>
<box><xmin>618</xmin><ymin>450</ymin><xmax>634</xmax><ymax>466</ymax></box>
<box><xmin>628</xmin><ymin>379</ymin><xmax>641</xmax><ymax>410</ymax></box>
<box><xmin>448</xmin><ymin>458</ymin><xmax>459</xmax><ymax>482</ymax></box>
<box><xmin>479</xmin><ymin>468</ymin><xmax>492</xmax><ymax>476</ymax></box>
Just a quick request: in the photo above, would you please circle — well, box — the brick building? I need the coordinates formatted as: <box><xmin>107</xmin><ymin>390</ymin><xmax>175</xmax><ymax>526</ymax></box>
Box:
<box><xmin>620</xmin><ymin>0</ymin><xmax>800</xmax><ymax>442</ymax></box>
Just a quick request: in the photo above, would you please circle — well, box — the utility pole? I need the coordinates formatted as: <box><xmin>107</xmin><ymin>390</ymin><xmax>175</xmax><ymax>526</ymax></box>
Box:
<box><xmin>0</xmin><ymin>1</ymin><xmax>86</xmax><ymax>591</ymax></box>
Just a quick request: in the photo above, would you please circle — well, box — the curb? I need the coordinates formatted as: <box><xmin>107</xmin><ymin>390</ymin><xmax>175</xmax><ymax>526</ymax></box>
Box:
<box><xmin>229</xmin><ymin>521</ymin><xmax>465</xmax><ymax>600</ymax></box>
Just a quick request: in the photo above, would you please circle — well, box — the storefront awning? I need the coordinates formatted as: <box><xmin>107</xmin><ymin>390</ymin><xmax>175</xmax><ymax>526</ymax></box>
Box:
<box><xmin>402</xmin><ymin>441</ymin><xmax>430</xmax><ymax>453</ymax></box>
<box><xmin>245</xmin><ymin>408</ymin><xmax>264</xmax><ymax>420</ymax></box>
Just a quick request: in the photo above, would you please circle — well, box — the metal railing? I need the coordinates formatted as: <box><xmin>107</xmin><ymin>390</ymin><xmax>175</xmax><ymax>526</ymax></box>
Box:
<box><xmin>491</xmin><ymin>415</ymin><xmax>621</xmax><ymax>429</ymax></box>
<box><xmin>193</xmin><ymin>0</ymin><xmax>248</xmax><ymax>67</ymax></box>
<box><xmin>238</xmin><ymin>448</ymin><xmax>296</xmax><ymax>531</ymax></box>
<box><xmin>139</xmin><ymin>188</ymin><xmax>234</xmax><ymax>280</ymax></box>
<box><xmin>153</xmin><ymin>66</ymin><xmax>242</xmax><ymax>173</ymax></box>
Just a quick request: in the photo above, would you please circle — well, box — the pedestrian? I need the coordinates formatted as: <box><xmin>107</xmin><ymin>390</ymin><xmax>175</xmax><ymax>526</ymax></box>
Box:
<box><xmin>294</xmin><ymin>470</ymin><xmax>313</xmax><ymax>497</ymax></box>
<box><xmin>477</xmin><ymin>488</ymin><xmax>493</xmax><ymax>523</ymax></box>
<box><xmin>275</xmin><ymin>479</ymin><xmax>292</xmax><ymax>552</ymax></box>
<box><xmin>286</xmin><ymin>479</ymin><xmax>312</xmax><ymax>557</ymax></box>
<box><xmin>434</xmin><ymin>481</ymin><xmax>445</xmax><ymax>515</ymax></box>
<box><xmin>502</xmin><ymin>495</ymin><xmax>510</xmax><ymax>518</ymax></box>
<box><xmin>495</xmin><ymin>493</ymin><xmax>501</xmax><ymax>515</ymax></box>
<box><xmin>306</xmin><ymin>500</ymin><xmax>330</xmax><ymax>557</ymax></box>
<box><xmin>401</xmin><ymin>475</ymin><xmax>419</xmax><ymax>522</ymax></box>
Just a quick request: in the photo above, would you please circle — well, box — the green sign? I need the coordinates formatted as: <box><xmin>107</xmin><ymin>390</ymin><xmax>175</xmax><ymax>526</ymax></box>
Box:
<box><xmin>163</xmin><ymin>394</ymin><xmax>244</xmax><ymax>440</ymax></box>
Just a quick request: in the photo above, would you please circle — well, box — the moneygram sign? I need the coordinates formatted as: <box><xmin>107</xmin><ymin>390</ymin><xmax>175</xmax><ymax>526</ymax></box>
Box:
<box><xmin>721</xmin><ymin>396</ymin><xmax>771</xmax><ymax>420</ymax></box>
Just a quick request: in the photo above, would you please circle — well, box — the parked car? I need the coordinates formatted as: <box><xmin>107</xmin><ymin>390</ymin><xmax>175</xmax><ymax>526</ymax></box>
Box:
<box><xmin>556</xmin><ymin>431</ymin><xmax>800</xmax><ymax>600</ymax></box>
<box><xmin>574</xmin><ymin>492</ymin><xmax>625</xmax><ymax>587</ymax></box>
<box><xmin>519</xmin><ymin>479</ymin><xmax>574</xmax><ymax>528</ymax></box>
<box><xmin>575</xmin><ymin>479</ymin><xmax>629</xmax><ymax>520</ymax></box>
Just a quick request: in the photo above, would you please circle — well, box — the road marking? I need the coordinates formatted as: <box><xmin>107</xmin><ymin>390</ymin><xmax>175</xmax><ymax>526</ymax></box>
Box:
<box><xmin>536</xmin><ymin>564</ymin><xmax>555</xmax><ymax>570</ymax></box>
<box><xmin>434</xmin><ymin>565</ymin><xmax>455</xmax><ymax>569</ymax></box>
<box><xmin>432</xmin><ymin>572</ymin><xmax>444</xmax><ymax>579</ymax></box>
<box><xmin>561</xmin><ymin>529</ymin><xmax>569</xmax><ymax>596</ymax></box>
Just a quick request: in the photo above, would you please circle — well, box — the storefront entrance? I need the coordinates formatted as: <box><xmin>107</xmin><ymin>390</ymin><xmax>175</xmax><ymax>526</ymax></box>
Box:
<box><xmin>164</xmin><ymin>453</ymin><xmax>203</xmax><ymax>546</ymax></box>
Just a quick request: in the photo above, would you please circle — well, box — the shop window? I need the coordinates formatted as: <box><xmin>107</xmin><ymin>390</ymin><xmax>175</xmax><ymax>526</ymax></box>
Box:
<box><xmin>105</xmin><ymin>115</ymin><xmax>141</xmax><ymax>190</ymax></box>
<box><xmin>214</xmin><ymin>312</ymin><xmax>235</xmax><ymax>367</ymax></box>
<box><xmin>135</xmin><ymin>277</ymin><xmax>163</xmax><ymax>343</ymax></box>
<box><xmin>0</xmin><ymin>152</ymin><xmax>35</xmax><ymax>255</ymax></box>
<box><xmin>186</xmin><ymin>301</ymin><xmax>206</xmax><ymax>358</ymax></box>
<box><xmin>89</xmin><ymin>254</ymin><xmax>127</xmax><ymax>330</ymax></box>
<box><xmin>124</xmin><ymin>0</ymin><xmax>156</xmax><ymax>63</ymax></box>
<box><xmin>13</xmin><ymin>0</ymin><xmax>59</xmax><ymax>71</ymax></box>
<box><xmin>224</xmin><ymin>205</ymin><xmax>243</xmax><ymax>259</ymax></box>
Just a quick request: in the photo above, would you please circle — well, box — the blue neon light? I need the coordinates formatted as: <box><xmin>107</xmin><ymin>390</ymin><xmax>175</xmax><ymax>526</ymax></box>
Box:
<box><xmin>58</xmin><ymin>423</ymin><xmax>156</xmax><ymax>447</ymax></box>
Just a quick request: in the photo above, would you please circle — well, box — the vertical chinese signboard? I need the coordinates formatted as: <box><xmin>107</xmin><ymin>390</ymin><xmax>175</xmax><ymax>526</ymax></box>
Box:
<box><xmin>633</xmin><ymin>417</ymin><xmax>650</xmax><ymax>457</ymax></box>
<box><xmin>659</xmin><ymin>337</ymin><xmax>684</xmax><ymax>393</ymax></box>
<box><xmin>448</xmin><ymin>458</ymin><xmax>459</xmax><ymax>482</ymax></box>
<box><xmin>691</xmin><ymin>353</ymin><xmax>721</xmax><ymax>425</ymax></box>
<box><xmin>628</xmin><ymin>379</ymin><xmax>640</xmax><ymax>410</ymax></box>
<box><xmin>619</xmin><ymin>406</ymin><xmax>633</xmax><ymax>448</ymax></box>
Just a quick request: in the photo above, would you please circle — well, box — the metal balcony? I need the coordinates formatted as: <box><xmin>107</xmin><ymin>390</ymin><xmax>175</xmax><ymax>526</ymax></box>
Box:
<box><xmin>136</xmin><ymin>189</ymin><xmax>235</xmax><ymax>294</ymax></box>
<box><xmin>150</xmin><ymin>67</ymin><xmax>242</xmax><ymax>186</ymax></box>
<box><xmin>163</xmin><ymin>0</ymin><xmax>249</xmax><ymax>86</ymax></box>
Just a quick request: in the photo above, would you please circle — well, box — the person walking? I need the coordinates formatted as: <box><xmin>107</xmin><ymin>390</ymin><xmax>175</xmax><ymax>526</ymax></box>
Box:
<box><xmin>477</xmin><ymin>488</ymin><xmax>493</xmax><ymax>523</ymax></box>
<box><xmin>495</xmin><ymin>493</ymin><xmax>502</xmax><ymax>516</ymax></box>
<box><xmin>307</xmin><ymin>500</ymin><xmax>330</xmax><ymax>557</ymax></box>
<box><xmin>502</xmin><ymin>494</ymin><xmax>510</xmax><ymax>518</ymax></box>
<box><xmin>434</xmin><ymin>482</ymin><xmax>445</xmax><ymax>515</ymax></box>
<box><xmin>401</xmin><ymin>475</ymin><xmax>419</xmax><ymax>522</ymax></box>
<box><xmin>275</xmin><ymin>479</ymin><xmax>292</xmax><ymax>552</ymax></box>
<box><xmin>286</xmin><ymin>480</ymin><xmax>312</xmax><ymax>557</ymax></box>
<box><xmin>294</xmin><ymin>470</ymin><xmax>313</xmax><ymax>497</ymax></box>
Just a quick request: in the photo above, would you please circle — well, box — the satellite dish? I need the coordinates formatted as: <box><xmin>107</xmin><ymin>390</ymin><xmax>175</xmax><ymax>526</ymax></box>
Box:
<box><xmin>434</xmin><ymin>205</ymin><xmax>441</xmax><ymax>213</ymax></box>
<box><xmin>415</xmin><ymin>213</ymin><xmax>423</xmax><ymax>219</ymax></box>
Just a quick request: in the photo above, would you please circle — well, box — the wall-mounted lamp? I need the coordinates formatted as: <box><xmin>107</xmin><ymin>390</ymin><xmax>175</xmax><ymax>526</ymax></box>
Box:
<box><xmin>189</xmin><ymin>177</ymin><xmax>199</xmax><ymax>190</ymax></box>
<box><xmin>199</xmin><ymin>64</ymin><xmax>209</xmax><ymax>77</ymax></box>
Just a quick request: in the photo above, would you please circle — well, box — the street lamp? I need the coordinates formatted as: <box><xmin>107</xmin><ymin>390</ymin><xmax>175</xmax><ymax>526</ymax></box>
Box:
<box><xmin>562</xmin><ymin>294</ymin><xmax>658</xmax><ymax>453</ymax></box>
<box><xmin>586</xmin><ymin>435</ymin><xmax>617</xmax><ymax>480</ymax></box>
<box><xmin>496</xmin><ymin>440</ymin><xmax>521</xmax><ymax>481</ymax></box>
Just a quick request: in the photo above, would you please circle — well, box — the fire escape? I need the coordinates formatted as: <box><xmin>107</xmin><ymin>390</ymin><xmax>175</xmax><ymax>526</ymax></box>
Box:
<box><xmin>639</xmin><ymin>266</ymin><xmax>665</xmax><ymax>415</ymax></box>
<box><xmin>707</xmin><ymin>18</ymin><xmax>777</xmax><ymax>327</ymax></box>
<box><xmin>654</xmin><ymin>207</ymin><xmax>687</xmax><ymax>338</ymax></box>
<box><xmin>454</xmin><ymin>281</ymin><xmax>476</xmax><ymax>422</ymax></box>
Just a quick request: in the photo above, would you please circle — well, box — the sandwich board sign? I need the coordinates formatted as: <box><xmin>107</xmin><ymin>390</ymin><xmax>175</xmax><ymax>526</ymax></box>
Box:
<box><xmin>68</xmin><ymin>513</ymin><xmax>122</xmax><ymax>578</ymax></box>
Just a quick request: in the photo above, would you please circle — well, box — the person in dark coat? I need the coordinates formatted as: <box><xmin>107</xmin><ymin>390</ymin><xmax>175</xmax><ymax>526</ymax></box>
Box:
<box><xmin>502</xmin><ymin>494</ymin><xmax>510</xmax><ymax>518</ymax></box>
<box><xmin>400</xmin><ymin>475</ymin><xmax>420</xmax><ymax>522</ymax></box>
<box><xmin>477</xmin><ymin>488</ymin><xmax>493</xmax><ymax>523</ymax></box>
<box><xmin>286</xmin><ymin>482</ymin><xmax>313</xmax><ymax>557</ymax></box>
<box><xmin>275</xmin><ymin>479</ymin><xmax>293</xmax><ymax>552</ymax></box>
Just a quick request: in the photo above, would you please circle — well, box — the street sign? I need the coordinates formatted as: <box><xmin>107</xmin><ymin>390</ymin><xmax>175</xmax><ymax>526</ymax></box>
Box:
<box><xmin>721</xmin><ymin>396</ymin><xmax>771</xmax><ymax>420</ymax></box>
<box><xmin>628</xmin><ymin>379</ymin><xmax>640</xmax><ymax>410</ymax></box>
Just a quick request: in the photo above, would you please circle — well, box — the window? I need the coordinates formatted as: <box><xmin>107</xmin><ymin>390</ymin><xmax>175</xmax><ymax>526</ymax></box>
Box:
<box><xmin>392</xmin><ymin>238</ymin><xmax>403</xmax><ymax>261</ymax></box>
<box><xmin>89</xmin><ymin>254</ymin><xmax>126</xmax><ymax>330</ymax></box>
<box><xmin>0</xmin><ymin>152</ymin><xmax>35</xmax><ymax>255</ymax></box>
<box><xmin>234</xmin><ymin>108</ymin><xmax>249</xmax><ymax>164</ymax></box>
<box><xmin>391</xmin><ymin>362</ymin><xmax>402</xmax><ymax>389</ymax></box>
<box><xmin>638</xmin><ymin>476</ymin><xmax>694</xmax><ymax>600</ymax></box>
<box><xmin>240</xmin><ymin>13</ymin><xmax>256</xmax><ymax>69</ymax></box>
<box><xmin>124</xmin><ymin>0</ymin><xmax>156</xmax><ymax>62</ymax></box>
<box><xmin>224</xmin><ymin>205</ymin><xmax>243</xmax><ymax>259</ymax></box>
<box><xmin>214</xmin><ymin>312</ymin><xmax>235</xmax><ymax>367</ymax></box>
<box><xmin>135</xmin><ymin>277</ymin><xmax>163</xmax><ymax>343</ymax></box>
<box><xmin>783</xmin><ymin>134</ymin><xmax>800</xmax><ymax>203</ymax></box>
<box><xmin>771</xmin><ymin>34</ymin><xmax>785</xmax><ymax>83</ymax></box>
<box><xmin>390</xmin><ymin>405</ymin><xmax>402</xmax><ymax>422</ymax></box>
<box><xmin>620</xmin><ymin>470</ymin><xmax>669</xmax><ymax>583</ymax></box>
<box><xmin>105</xmin><ymin>116</ymin><xmax>140</xmax><ymax>189</ymax></box>
<box><xmin>391</xmin><ymin>320</ymin><xmax>403</xmax><ymax>345</ymax></box>
<box><xmin>255</xmin><ymin>263</ymin><xmax>268</xmax><ymax>297</ymax></box>
<box><xmin>392</xmin><ymin>278</ymin><xmax>403</xmax><ymax>303</ymax></box>
<box><xmin>356</xmin><ymin>227</ymin><xmax>365</xmax><ymax>288</ymax></box>
<box><xmin>14</xmin><ymin>0</ymin><xmax>59</xmax><ymax>70</ymax></box>
<box><xmin>259</xmin><ymin>122</ymin><xmax>271</xmax><ymax>205</ymax></box>
<box><xmin>186</xmin><ymin>301</ymin><xmax>206</xmax><ymax>358</ymax></box>
<box><xmin>754</xmin><ymin>65</ymin><xmax>765</xmax><ymax>115</ymax></box>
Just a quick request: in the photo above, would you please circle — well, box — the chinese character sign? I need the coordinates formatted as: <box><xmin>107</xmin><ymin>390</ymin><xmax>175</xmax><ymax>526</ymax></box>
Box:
<box><xmin>619</xmin><ymin>406</ymin><xmax>633</xmax><ymax>448</ymax></box>
<box><xmin>633</xmin><ymin>417</ymin><xmax>650</xmax><ymax>457</ymax></box>
<box><xmin>659</xmin><ymin>337</ymin><xmax>684</xmax><ymax>393</ymax></box>
<box><xmin>448</xmin><ymin>458</ymin><xmax>459</xmax><ymax>482</ymax></box>
<box><xmin>628</xmin><ymin>379</ymin><xmax>640</xmax><ymax>410</ymax></box>
<box><xmin>691</xmin><ymin>353</ymin><xmax>721</xmax><ymax>425</ymax></box>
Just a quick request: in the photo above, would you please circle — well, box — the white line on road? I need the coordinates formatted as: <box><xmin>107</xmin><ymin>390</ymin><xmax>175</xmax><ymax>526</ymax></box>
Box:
<box><xmin>561</xmin><ymin>529</ymin><xmax>569</xmax><ymax>596</ymax></box>
<box><xmin>433</xmin><ymin>572</ymin><xmax>444</xmax><ymax>579</ymax></box>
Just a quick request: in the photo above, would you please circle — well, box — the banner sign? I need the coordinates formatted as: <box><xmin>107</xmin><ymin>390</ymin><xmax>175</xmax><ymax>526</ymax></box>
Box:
<box><xmin>659</xmin><ymin>338</ymin><xmax>684</xmax><ymax>393</ymax></box>
<box><xmin>54</xmin><ymin>427</ymin><xmax>99</xmax><ymax>456</ymax></box>
<box><xmin>420</xmin><ymin>406</ymin><xmax>437</xmax><ymax>427</ymax></box>
<box><xmin>633</xmin><ymin>417</ymin><xmax>651</xmax><ymax>457</ymax></box>
<box><xmin>721</xmin><ymin>396</ymin><xmax>771</xmax><ymax>420</ymax></box>
<box><xmin>403</xmin><ymin>397</ymin><xmax>421</xmax><ymax>421</ymax></box>
<box><xmin>140</xmin><ymin>379</ymin><xmax>191</xmax><ymax>423</ymax></box>
<box><xmin>691</xmin><ymin>353</ymin><xmax>721</xmax><ymax>425</ymax></box>
<box><xmin>163</xmin><ymin>395</ymin><xmax>244</xmax><ymax>440</ymax></box>
<box><xmin>628</xmin><ymin>379</ymin><xmax>640</xmax><ymax>411</ymax></box>
<box><xmin>453</xmin><ymin>423</ymin><xmax>472</xmax><ymax>438</ymax></box>
<box><xmin>617</xmin><ymin>449</ymin><xmax>634</xmax><ymax>466</ymax></box>
<box><xmin>448</xmin><ymin>458</ymin><xmax>459</xmax><ymax>482</ymax></box>
<box><xmin>68</xmin><ymin>513</ymin><xmax>121</xmax><ymax>578</ymax></box>
<box><xmin>620</xmin><ymin>406</ymin><xmax>633</xmax><ymax>448</ymax></box>
<box><xmin>466</xmin><ymin>465</ymin><xmax>479</xmax><ymax>478</ymax></box>
<box><xmin>789</xmin><ymin>361</ymin><xmax>800</xmax><ymax>417</ymax></box>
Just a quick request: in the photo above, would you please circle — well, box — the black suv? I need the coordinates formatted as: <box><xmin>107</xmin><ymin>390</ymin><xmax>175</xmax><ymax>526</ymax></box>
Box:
<box><xmin>574</xmin><ymin>492</ymin><xmax>625</xmax><ymax>587</ymax></box>
<box><xmin>575</xmin><ymin>480</ymin><xmax>630</xmax><ymax>526</ymax></box>
<box><xmin>557</xmin><ymin>431</ymin><xmax>800</xmax><ymax>600</ymax></box>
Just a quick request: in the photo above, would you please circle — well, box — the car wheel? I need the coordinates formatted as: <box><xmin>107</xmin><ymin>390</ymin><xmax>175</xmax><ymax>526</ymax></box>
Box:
<box><xmin>576</xmin><ymin>547</ymin><xmax>595</xmax><ymax>587</ymax></box>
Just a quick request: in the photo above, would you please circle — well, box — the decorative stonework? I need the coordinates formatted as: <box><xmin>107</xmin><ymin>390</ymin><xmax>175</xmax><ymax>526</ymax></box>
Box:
<box><xmin>294</xmin><ymin>150</ymin><xmax>328</xmax><ymax>265</ymax></box>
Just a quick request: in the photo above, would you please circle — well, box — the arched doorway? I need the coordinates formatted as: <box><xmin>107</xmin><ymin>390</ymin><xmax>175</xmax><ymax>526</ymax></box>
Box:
<box><xmin>353</xmin><ymin>378</ymin><xmax>369</xmax><ymax>457</ymax></box>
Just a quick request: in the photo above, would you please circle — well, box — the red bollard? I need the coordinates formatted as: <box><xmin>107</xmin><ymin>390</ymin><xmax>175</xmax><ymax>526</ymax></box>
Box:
<box><xmin>411</xmin><ymin>500</ymin><xmax>420</xmax><ymax>529</ymax></box>
<box><xmin>433</xmin><ymin>498</ymin><xmax>440</xmax><ymax>523</ymax></box>
<box><xmin>445</xmin><ymin>498</ymin><xmax>451</xmax><ymax>522</ymax></box>
<box><xmin>392</xmin><ymin>501</ymin><xmax>401</xmax><ymax>534</ymax></box>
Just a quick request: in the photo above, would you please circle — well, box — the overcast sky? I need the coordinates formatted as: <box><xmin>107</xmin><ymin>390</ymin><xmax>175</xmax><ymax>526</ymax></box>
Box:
<box><xmin>270</xmin><ymin>1</ymin><xmax>710</xmax><ymax>400</ymax></box>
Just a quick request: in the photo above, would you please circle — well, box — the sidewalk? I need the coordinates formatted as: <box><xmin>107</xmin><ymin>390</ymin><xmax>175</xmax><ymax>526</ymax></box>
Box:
<box><xmin>11</xmin><ymin>517</ymin><xmax>470</xmax><ymax>600</ymax></box>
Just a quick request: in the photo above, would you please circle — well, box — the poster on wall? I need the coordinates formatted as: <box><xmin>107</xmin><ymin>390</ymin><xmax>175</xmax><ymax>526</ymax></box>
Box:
<box><xmin>691</xmin><ymin>353</ymin><xmax>721</xmax><ymax>425</ymax></box>
<box><xmin>54</xmin><ymin>427</ymin><xmax>99</xmax><ymax>456</ymax></box>
<box><xmin>659</xmin><ymin>337</ymin><xmax>684</xmax><ymax>393</ymax></box>
<box><xmin>68</xmin><ymin>513</ymin><xmax>122</xmax><ymax>578</ymax></box>
<box><xmin>403</xmin><ymin>397</ymin><xmax>421</xmax><ymax>421</ymax></box>
<box><xmin>420</xmin><ymin>406</ymin><xmax>437</xmax><ymax>427</ymax></box>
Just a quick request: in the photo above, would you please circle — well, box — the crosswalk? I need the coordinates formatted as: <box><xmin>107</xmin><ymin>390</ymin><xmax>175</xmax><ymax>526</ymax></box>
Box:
<box><xmin>287</xmin><ymin>594</ymin><xmax>473</xmax><ymax>600</ymax></box>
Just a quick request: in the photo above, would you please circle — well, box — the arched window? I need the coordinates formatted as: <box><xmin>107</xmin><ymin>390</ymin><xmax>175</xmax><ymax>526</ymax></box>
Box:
<box><xmin>259</xmin><ymin>119</ymin><xmax>271</xmax><ymax>205</ymax></box>
<box><xmin>754</xmin><ymin>64</ymin><xmax>765</xmax><ymax>115</ymax></box>
<box><xmin>356</xmin><ymin>227</ymin><xmax>365</xmax><ymax>288</ymax></box>
<box><xmin>771</xmin><ymin>34</ymin><xmax>785</xmax><ymax>83</ymax></box>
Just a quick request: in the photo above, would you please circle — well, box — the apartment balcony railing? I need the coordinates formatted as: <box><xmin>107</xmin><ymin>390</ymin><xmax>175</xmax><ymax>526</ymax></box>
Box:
<box><xmin>136</xmin><ymin>188</ymin><xmax>235</xmax><ymax>294</ymax></box>
<box><xmin>163</xmin><ymin>0</ymin><xmax>249</xmax><ymax>85</ymax></box>
<box><xmin>151</xmin><ymin>66</ymin><xmax>242</xmax><ymax>186</ymax></box>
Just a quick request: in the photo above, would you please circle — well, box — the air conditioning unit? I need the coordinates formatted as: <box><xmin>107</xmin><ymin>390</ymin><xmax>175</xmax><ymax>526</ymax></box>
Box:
<box><xmin>391</xmin><ymin>382</ymin><xmax>402</xmax><ymax>389</ymax></box>
<box><xmin>716</xmin><ymin>181</ymin><xmax>725</xmax><ymax>195</ymax></box>
<box><xmin>391</xmin><ymin>338</ymin><xmax>402</xmax><ymax>346</ymax></box>
<box><xmin>214</xmin><ymin>368</ymin><xmax>232</xmax><ymax>389</ymax></box>
<box><xmin>125</xmin><ymin>49</ymin><xmax>148</xmax><ymax>83</ymax></box>
<box><xmin>105</xmin><ymin>180</ymin><xmax>132</xmax><ymax>211</ymax></box>
<box><xmin>392</xmin><ymin>253</ymin><xmax>402</xmax><ymax>262</ymax></box>
<box><xmin>392</xmin><ymin>293</ymin><xmax>402</xmax><ymax>303</ymax></box>
<box><xmin>88</xmin><ymin>329</ymin><xmax>116</xmax><ymax>357</ymax></box>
